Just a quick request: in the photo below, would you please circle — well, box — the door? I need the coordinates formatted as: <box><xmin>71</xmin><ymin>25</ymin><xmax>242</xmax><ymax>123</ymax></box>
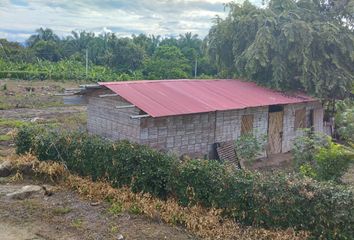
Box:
<box><xmin>268</xmin><ymin>111</ymin><xmax>283</xmax><ymax>154</ymax></box>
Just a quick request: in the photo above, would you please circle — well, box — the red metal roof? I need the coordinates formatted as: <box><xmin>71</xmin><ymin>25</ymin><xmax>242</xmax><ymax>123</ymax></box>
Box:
<box><xmin>99</xmin><ymin>79</ymin><xmax>315</xmax><ymax>117</ymax></box>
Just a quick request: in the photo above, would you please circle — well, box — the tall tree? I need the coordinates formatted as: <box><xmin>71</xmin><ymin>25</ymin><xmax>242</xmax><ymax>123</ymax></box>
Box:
<box><xmin>208</xmin><ymin>0</ymin><xmax>354</xmax><ymax>100</ymax></box>
<box><xmin>26</xmin><ymin>28</ymin><xmax>60</xmax><ymax>47</ymax></box>
<box><xmin>143</xmin><ymin>45</ymin><xmax>191</xmax><ymax>79</ymax></box>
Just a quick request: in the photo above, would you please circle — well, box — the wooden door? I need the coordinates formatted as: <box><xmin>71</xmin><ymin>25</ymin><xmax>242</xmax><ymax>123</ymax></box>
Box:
<box><xmin>268</xmin><ymin>111</ymin><xmax>283</xmax><ymax>154</ymax></box>
<box><xmin>241</xmin><ymin>114</ymin><xmax>254</xmax><ymax>135</ymax></box>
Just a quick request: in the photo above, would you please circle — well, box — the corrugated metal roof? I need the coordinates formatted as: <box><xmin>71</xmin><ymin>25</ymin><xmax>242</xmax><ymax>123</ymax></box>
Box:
<box><xmin>99</xmin><ymin>79</ymin><xmax>315</xmax><ymax>117</ymax></box>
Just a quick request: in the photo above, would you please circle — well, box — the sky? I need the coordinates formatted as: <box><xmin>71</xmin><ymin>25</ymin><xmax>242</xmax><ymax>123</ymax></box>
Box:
<box><xmin>0</xmin><ymin>0</ymin><xmax>262</xmax><ymax>42</ymax></box>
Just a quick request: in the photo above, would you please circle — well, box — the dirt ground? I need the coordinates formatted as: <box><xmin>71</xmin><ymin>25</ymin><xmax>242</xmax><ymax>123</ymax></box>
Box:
<box><xmin>0</xmin><ymin>79</ymin><xmax>78</xmax><ymax>110</ymax></box>
<box><xmin>0</xmin><ymin>178</ymin><xmax>196</xmax><ymax>240</ymax></box>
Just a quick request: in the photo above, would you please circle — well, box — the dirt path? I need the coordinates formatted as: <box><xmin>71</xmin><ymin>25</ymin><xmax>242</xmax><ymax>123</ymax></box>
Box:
<box><xmin>0</xmin><ymin>180</ymin><xmax>196</xmax><ymax>240</ymax></box>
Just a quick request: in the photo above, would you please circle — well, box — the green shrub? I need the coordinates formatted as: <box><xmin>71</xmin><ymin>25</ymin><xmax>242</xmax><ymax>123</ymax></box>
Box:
<box><xmin>292</xmin><ymin>129</ymin><xmax>329</xmax><ymax>169</ymax></box>
<box><xmin>293</xmin><ymin>130</ymin><xmax>353</xmax><ymax>182</ymax></box>
<box><xmin>235</xmin><ymin>133</ymin><xmax>266</xmax><ymax>164</ymax></box>
<box><xmin>15</xmin><ymin>125</ymin><xmax>354</xmax><ymax>239</ymax></box>
<box><xmin>15</xmin><ymin>125</ymin><xmax>176</xmax><ymax>199</ymax></box>
<box><xmin>174</xmin><ymin>159</ymin><xmax>229</xmax><ymax>207</ymax></box>
<box><xmin>335</xmin><ymin>100</ymin><xmax>354</xmax><ymax>143</ymax></box>
<box><xmin>314</xmin><ymin>142</ymin><xmax>352</xmax><ymax>182</ymax></box>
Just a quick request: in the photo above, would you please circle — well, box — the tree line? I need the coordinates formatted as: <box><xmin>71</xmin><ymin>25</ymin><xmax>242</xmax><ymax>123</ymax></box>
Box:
<box><xmin>0</xmin><ymin>30</ymin><xmax>216</xmax><ymax>80</ymax></box>
<box><xmin>0</xmin><ymin>0</ymin><xmax>353</xmax><ymax>100</ymax></box>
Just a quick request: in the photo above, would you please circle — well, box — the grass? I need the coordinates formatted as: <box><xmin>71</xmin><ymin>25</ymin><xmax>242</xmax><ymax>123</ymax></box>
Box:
<box><xmin>129</xmin><ymin>204</ymin><xmax>142</xmax><ymax>215</ymax></box>
<box><xmin>71</xmin><ymin>218</ymin><xmax>83</xmax><ymax>228</ymax></box>
<box><xmin>108</xmin><ymin>202</ymin><xmax>123</xmax><ymax>215</ymax></box>
<box><xmin>0</xmin><ymin>118</ymin><xmax>27</xmax><ymax>128</ymax></box>
<box><xmin>0</xmin><ymin>79</ymin><xmax>80</xmax><ymax>109</ymax></box>
<box><xmin>53</xmin><ymin>207</ymin><xmax>72</xmax><ymax>215</ymax></box>
<box><xmin>0</xmin><ymin>134</ymin><xmax>11</xmax><ymax>142</ymax></box>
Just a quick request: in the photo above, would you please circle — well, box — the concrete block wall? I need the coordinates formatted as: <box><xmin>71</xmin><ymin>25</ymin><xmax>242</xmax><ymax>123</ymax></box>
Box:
<box><xmin>139</xmin><ymin>112</ymin><xmax>216</xmax><ymax>158</ymax></box>
<box><xmin>282</xmin><ymin>101</ymin><xmax>323</xmax><ymax>152</ymax></box>
<box><xmin>215</xmin><ymin>107</ymin><xmax>268</xmax><ymax>142</ymax></box>
<box><xmin>87</xmin><ymin>94</ymin><xmax>141</xmax><ymax>143</ymax></box>
<box><xmin>139</xmin><ymin>106</ymin><xmax>268</xmax><ymax>158</ymax></box>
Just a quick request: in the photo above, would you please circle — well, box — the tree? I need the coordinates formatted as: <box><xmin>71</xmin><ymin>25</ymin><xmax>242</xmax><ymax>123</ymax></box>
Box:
<box><xmin>103</xmin><ymin>35</ymin><xmax>145</xmax><ymax>72</ymax></box>
<box><xmin>143</xmin><ymin>45</ymin><xmax>191</xmax><ymax>79</ymax></box>
<box><xmin>26</xmin><ymin>28</ymin><xmax>60</xmax><ymax>47</ymax></box>
<box><xmin>208</xmin><ymin>0</ymin><xmax>354</xmax><ymax>100</ymax></box>
<box><xmin>32</xmin><ymin>40</ymin><xmax>61</xmax><ymax>62</ymax></box>
<box><xmin>0</xmin><ymin>39</ymin><xmax>35</xmax><ymax>62</ymax></box>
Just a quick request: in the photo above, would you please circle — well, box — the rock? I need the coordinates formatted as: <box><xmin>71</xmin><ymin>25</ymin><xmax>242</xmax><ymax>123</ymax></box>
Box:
<box><xmin>6</xmin><ymin>185</ymin><xmax>44</xmax><ymax>200</ymax></box>
<box><xmin>30</xmin><ymin>117</ymin><xmax>45</xmax><ymax>123</ymax></box>
<box><xmin>0</xmin><ymin>161</ymin><xmax>12</xmax><ymax>177</ymax></box>
<box><xmin>90</xmin><ymin>202</ymin><xmax>101</xmax><ymax>206</ymax></box>
<box><xmin>116</xmin><ymin>234</ymin><xmax>124</xmax><ymax>240</ymax></box>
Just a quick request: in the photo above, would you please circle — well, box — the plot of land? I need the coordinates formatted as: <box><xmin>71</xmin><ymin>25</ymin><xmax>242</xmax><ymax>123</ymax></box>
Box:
<box><xmin>0</xmin><ymin>179</ymin><xmax>196</xmax><ymax>240</ymax></box>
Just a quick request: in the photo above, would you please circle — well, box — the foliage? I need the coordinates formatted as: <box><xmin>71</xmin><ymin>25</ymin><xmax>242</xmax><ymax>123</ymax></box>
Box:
<box><xmin>208</xmin><ymin>0</ymin><xmax>354</xmax><ymax>99</ymax></box>
<box><xmin>15</xmin><ymin>125</ymin><xmax>354</xmax><ymax>239</ymax></box>
<box><xmin>1</xmin><ymin>30</ymin><xmax>216</xmax><ymax>80</ymax></box>
<box><xmin>143</xmin><ymin>45</ymin><xmax>191</xmax><ymax>79</ymax></box>
<box><xmin>313</xmin><ymin>142</ymin><xmax>353</xmax><ymax>182</ymax></box>
<box><xmin>15</xmin><ymin>125</ymin><xmax>176</xmax><ymax>199</ymax></box>
<box><xmin>0</xmin><ymin>58</ymin><xmax>136</xmax><ymax>81</ymax></box>
<box><xmin>32</xmin><ymin>40</ymin><xmax>61</xmax><ymax>62</ymax></box>
<box><xmin>174</xmin><ymin>159</ymin><xmax>229</xmax><ymax>207</ymax></box>
<box><xmin>26</xmin><ymin>28</ymin><xmax>60</xmax><ymax>47</ymax></box>
<box><xmin>293</xmin><ymin>130</ymin><xmax>353</xmax><ymax>182</ymax></box>
<box><xmin>292</xmin><ymin>129</ymin><xmax>329</xmax><ymax>168</ymax></box>
<box><xmin>335</xmin><ymin>100</ymin><xmax>354</xmax><ymax>143</ymax></box>
<box><xmin>235</xmin><ymin>133</ymin><xmax>266</xmax><ymax>163</ymax></box>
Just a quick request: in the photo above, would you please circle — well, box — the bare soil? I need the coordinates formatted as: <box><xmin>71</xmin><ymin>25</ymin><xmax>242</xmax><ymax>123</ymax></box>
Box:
<box><xmin>0</xmin><ymin>179</ymin><xmax>196</xmax><ymax>240</ymax></box>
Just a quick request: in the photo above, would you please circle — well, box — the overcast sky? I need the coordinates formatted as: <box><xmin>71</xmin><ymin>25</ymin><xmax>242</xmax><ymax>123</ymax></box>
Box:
<box><xmin>0</xmin><ymin>0</ymin><xmax>262</xmax><ymax>42</ymax></box>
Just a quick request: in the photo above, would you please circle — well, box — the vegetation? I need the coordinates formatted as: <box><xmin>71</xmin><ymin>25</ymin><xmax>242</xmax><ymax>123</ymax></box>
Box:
<box><xmin>336</xmin><ymin>100</ymin><xmax>354</xmax><ymax>143</ymax></box>
<box><xmin>15</xmin><ymin>125</ymin><xmax>354</xmax><ymax>239</ymax></box>
<box><xmin>208</xmin><ymin>0</ymin><xmax>354</xmax><ymax>100</ymax></box>
<box><xmin>235</xmin><ymin>133</ymin><xmax>266</xmax><ymax>165</ymax></box>
<box><xmin>0</xmin><ymin>29</ymin><xmax>215</xmax><ymax>81</ymax></box>
<box><xmin>293</xmin><ymin>130</ymin><xmax>353</xmax><ymax>182</ymax></box>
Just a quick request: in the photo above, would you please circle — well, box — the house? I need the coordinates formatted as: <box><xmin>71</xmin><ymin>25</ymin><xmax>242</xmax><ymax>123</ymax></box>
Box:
<box><xmin>75</xmin><ymin>79</ymin><xmax>324</xmax><ymax>160</ymax></box>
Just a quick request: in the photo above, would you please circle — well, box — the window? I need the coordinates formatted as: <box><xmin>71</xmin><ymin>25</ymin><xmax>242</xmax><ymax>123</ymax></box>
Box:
<box><xmin>294</xmin><ymin>108</ymin><xmax>306</xmax><ymax>130</ymax></box>
<box><xmin>241</xmin><ymin>114</ymin><xmax>254</xmax><ymax>135</ymax></box>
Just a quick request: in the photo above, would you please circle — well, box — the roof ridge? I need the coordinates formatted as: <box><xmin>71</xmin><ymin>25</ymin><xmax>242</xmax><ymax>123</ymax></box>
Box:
<box><xmin>99</xmin><ymin>79</ymin><xmax>235</xmax><ymax>85</ymax></box>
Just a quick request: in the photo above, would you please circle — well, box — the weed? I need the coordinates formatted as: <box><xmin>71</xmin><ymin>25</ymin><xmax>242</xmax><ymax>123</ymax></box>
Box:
<box><xmin>71</xmin><ymin>219</ymin><xmax>83</xmax><ymax>228</ymax></box>
<box><xmin>108</xmin><ymin>202</ymin><xmax>123</xmax><ymax>215</ymax></box>
<box><xmin>129</xmin><ymin>204</ymin><xmax>142</xmax><ymax>215</ymax></box>
<box><xmin>23</xmin><ymin>199</ymin><xmax>40</xmax><ymax>212</ymax></box>
<box><xmin>0</xmin><ymin>118</ymin><xmax>27</xmax><ymax>128</ymax></box>
<box><xmin>2</xmin><ymin>84</ymin><xmax>7</xmax><ymax>91</ymax></box>
<box><xmin>110</xmin><ymin>225</ymin><xmax>119</xmax><ymax>234</ymax></box>
<box><xmin>0</xmin><ymin>134</ymin><xmax>11</xmax><ymax>142</ymax></box>
<box><xmin>9</xmin><ymin>170</ymin><xmax>23</xmax><ymax>182</ymax></box>
<box><xmin>53</xmin><ymin>207</ymin><xmax>72</xmax><ymax>215</ymax></box>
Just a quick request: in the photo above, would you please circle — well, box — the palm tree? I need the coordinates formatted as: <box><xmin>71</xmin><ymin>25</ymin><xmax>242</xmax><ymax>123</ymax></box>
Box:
<box><xmin>26</xmin><ymin>28</ymin><xmax>60</xmax><ymax>47</ymax></box>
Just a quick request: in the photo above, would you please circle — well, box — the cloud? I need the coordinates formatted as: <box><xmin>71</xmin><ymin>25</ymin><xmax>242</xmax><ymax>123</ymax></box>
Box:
<box><xmin>0</xmin><ymin>0</ymin><xmax>262</xmax><ymax>42</ymax></box>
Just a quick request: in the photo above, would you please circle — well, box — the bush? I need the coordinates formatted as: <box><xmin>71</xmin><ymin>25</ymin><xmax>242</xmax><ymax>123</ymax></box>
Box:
<box><xmin>15</xmin><ymin>125</ymin><xmax>354</xmax><ymax>239</ymax></box>
<box><xmin>235</xmin><ymin>133</ymin><xmax>266</xmax><ymax>165</ymax></box>
<box><xmin>15</xmin><ymin>125</ymin><xmax>175</xmax><ymax>198</ymax></box>
<box><xmin>335</xmin><ymin>100</ymin><xmax>354</xmax><ymax>143</ymax></box>
<box><xmin>292</xmin><ymin>129</ymin><xmax>329</xmax><ymax>169</ymax></box>
<box><xmin>293</xmin><ymin>130</ymin><xmax>353</xmax><ymax>182</ymax></box>
<box><xmin>314</xmin><ymin>142</ymin><xmax>352</xmax><ymax>182</ymax></box>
